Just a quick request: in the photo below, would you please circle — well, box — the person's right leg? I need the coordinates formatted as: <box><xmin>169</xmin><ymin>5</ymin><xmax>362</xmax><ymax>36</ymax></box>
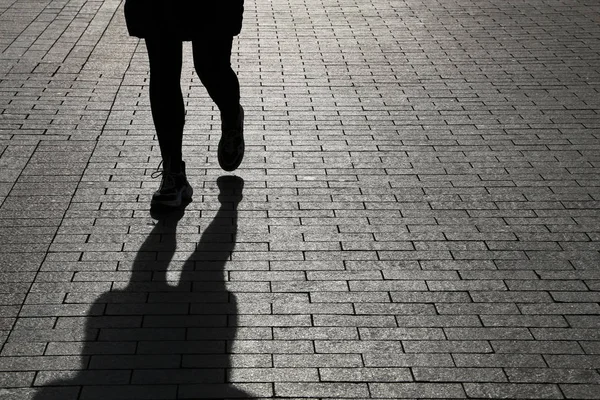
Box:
<box><xmin>145</xmin><ymin>38</ymin><xmax>192</xmax><ymax>207</ymax></box>
<box><xmin>145</xmin><ymin>37</ymin><xmax>185</xmax><ymax>171</ymax></box>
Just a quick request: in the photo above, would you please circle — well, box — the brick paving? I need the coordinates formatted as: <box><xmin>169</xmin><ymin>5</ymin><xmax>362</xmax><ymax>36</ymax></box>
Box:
<box><xmin>0</xmin><ymin>0</ymin><xmax>599</xmax><ymax>399</ymax></box>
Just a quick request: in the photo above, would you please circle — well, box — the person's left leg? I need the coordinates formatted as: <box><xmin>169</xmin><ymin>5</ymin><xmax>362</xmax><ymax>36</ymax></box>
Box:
<box><xmin>192</xmin><ymin>35</ymin><xmax>244</xmax><ymax>171</ymax></box>
<box><xmin>192</xmin><ymin>35</ymin><xmax>240</xmax><ymax>122</ymax></box>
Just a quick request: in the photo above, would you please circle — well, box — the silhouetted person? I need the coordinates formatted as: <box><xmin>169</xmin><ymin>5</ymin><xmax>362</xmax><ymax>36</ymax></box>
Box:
<box><xmin>125</xmin><ymin>1</ymin><xmax>246</xmax><ymax>207</ymax></box>
<box><xmin>34</xmin><ymin>176</ymin><xmax>249</xmax><ymax>399</ymax></box>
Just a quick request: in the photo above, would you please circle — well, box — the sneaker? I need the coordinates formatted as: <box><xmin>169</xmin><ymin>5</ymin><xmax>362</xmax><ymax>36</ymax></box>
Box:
<box><xmin>218</xmin><ymin>105</ymin><xmax>244</xmax><ymax>171</ymax></box>
<box><xmin>151</xmin><ymin>161</ymin><xmax>193</xmax><ymax>208</ymax></box>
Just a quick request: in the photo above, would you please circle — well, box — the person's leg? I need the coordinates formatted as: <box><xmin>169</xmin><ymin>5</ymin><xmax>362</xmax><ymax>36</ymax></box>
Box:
<box><xmin>192</xmin><ymin>35</ymin><xmax>244</xmax><ymax>171</ymax></box>
<box><xmin>145</xmin><ymin>38</ymin><xmax>192</xmax><ymax>207</ymax></box>
<box><xmin>192</xmin><ymin>35</ymin><xmax>240</xmax><ymax>123</ymax></box>
<box><xmin>145</xmin><ymin>37</ymin><xmax>185</xmax><ymax>172</ymax></box>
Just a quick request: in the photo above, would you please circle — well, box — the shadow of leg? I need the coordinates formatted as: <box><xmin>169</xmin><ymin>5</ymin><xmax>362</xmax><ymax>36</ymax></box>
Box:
<box><xmin>33</xmin><ymin>178</ymin><xmax>250</xmax><ymax>399</ymax></box>
<box><xmin>176</xmin><ymin>176</ymin><xmax>250</xmax><ymax>399</ymax></box>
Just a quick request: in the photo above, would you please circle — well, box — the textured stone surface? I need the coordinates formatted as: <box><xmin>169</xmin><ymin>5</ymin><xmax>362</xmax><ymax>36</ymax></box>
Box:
<box><xmin>0</xmin><ymin>0</ymin><xmax>599</xmax><ymax>398</ymax></box>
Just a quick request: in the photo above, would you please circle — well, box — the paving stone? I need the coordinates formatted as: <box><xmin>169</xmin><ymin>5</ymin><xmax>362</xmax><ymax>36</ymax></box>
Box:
<box><xmin>480</xmin><ymin>315</ymin><xmax>569</xmax><ymax>328</ymax></box>
<box><xmin>319</xmin><ymin>367</ymin><xmax>412</xmax><ymax>383</ymax></box>
<box><xmin>78</xmin><ymin>385</ymin><xmax>177</xmax><ymax>400</ymax></box>
<box><xmin>34</xmin><ymin>369</ymin><xmax>131</xmax><ymax>386</ymax></box>
<box><xmin>273</xmin><ymin>354</ymin><xmax>363</xmax><ymax>368</ymax></box>
<box><xmin>274</xmin><ymin>382</ymin><xmax>369</xmax><ymax>398</ymax></box>
<box><xmin>463</xmin><ymin>383</ymin><xmax>563</xmax><ymax>399</ymax></box>
<box><xmin>412</xmin><ymin>367</ymin><xmax>506</xmax><ymax>383</ymax></box>
<box><xmin>229</xmin><ymin>367</ymin><xmax>318</xmax><ymax>383</ymax></box>
<box><xmin>544</xmin><ymin>355</ymin><xmax>600</xmax><ymax>369</ymax></box>
<box><xmin>0</xmin><ymin>371</ymin><xmax>36</xmax><ymax>387</ymax></box>
<box><xmin>560</xmin><ymin>384</ymin><xmax>600</xmax><ymax>399</ymax></box>
<box><xmin>505</xmin><ymin>368</ymin><xmax>600</xmax><ymax>384</ymax></box>
<box><xmin>363</xmin><ymin>352</ymin><xmax>455</xmax><ymax>368</ymax></box>
<box><xmin>369</xmin><ymin>382</ymin><xmax>466</xmax><ymax>399</ymax></box>
<box><xmin>403</xmin><ymin>340</ymin><xmax>492</xmax><ymax>354</ymax></box>
<box><xmin>453</xmin><ymin>353</ymin><xmax>547</xmax><ymax>368</ymax></box>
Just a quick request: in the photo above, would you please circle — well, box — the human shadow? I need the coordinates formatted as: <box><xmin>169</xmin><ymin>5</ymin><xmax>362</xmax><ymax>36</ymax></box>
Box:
<box><xmin>34</xmin><ymin>176</ymin><xmax>249</xmax><ymax>400</ymax></box>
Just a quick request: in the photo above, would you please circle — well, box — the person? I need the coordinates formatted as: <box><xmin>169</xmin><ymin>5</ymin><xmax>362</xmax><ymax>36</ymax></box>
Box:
<box><xmin>124</xmin><ymin>1</ymin><xmax>245</xmax><ymax>207</ymax></box>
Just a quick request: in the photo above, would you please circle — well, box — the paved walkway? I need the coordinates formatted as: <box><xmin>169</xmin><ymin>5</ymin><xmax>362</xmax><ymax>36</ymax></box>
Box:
<box><xmin>1</xmin><ymin>0</ymin><xmax>599</xmax><ymax>399</ymax></box>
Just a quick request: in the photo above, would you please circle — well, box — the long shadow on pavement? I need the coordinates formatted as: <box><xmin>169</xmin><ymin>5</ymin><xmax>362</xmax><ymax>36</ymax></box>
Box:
<box><xmin>34</xmin><ymin>176</ymin><xmax>249</xmax><ymax>400</ymax></box>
